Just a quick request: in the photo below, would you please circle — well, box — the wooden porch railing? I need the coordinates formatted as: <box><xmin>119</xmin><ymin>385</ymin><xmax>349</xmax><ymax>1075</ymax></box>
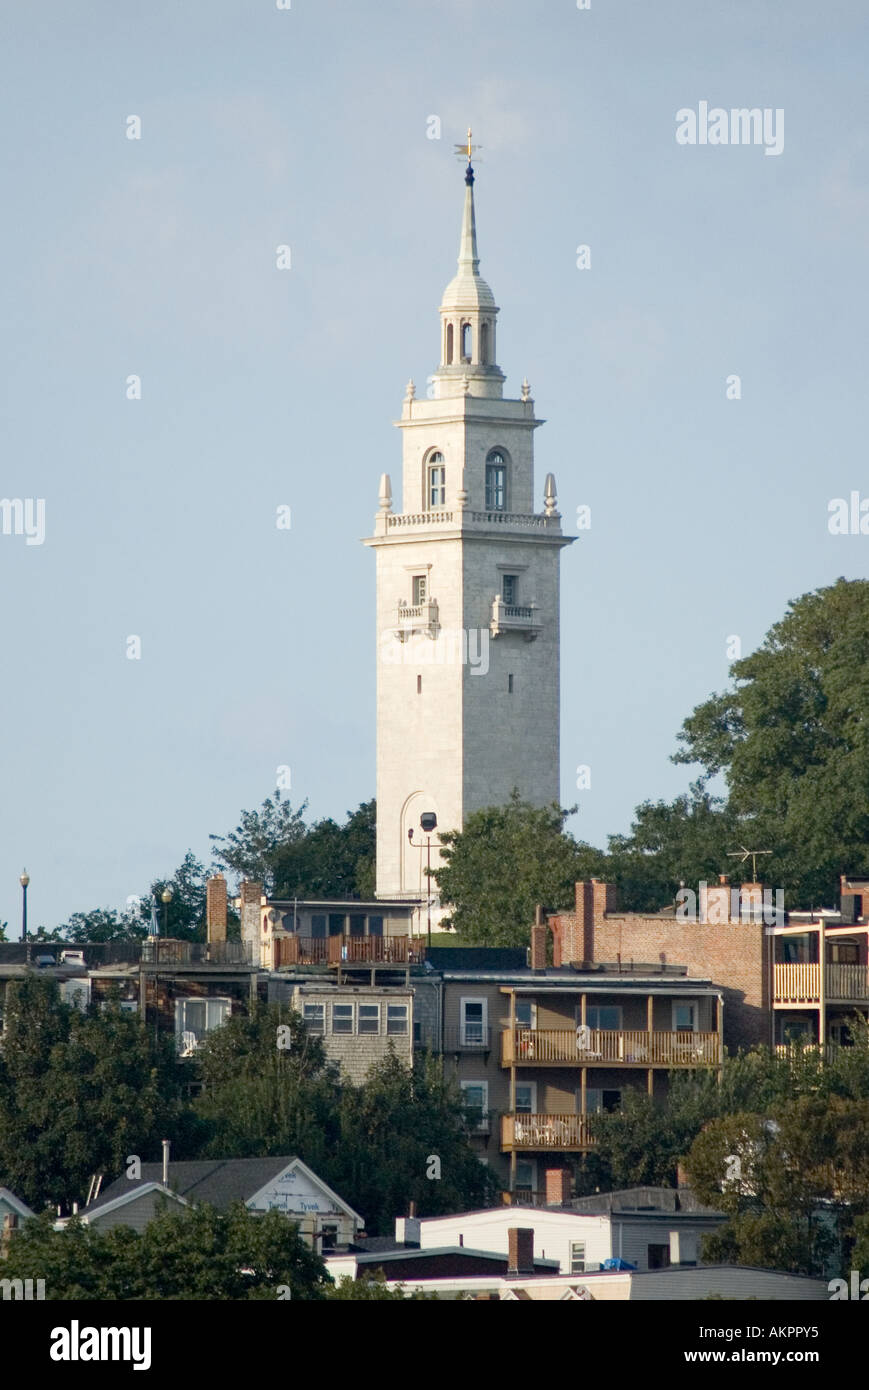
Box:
<box><xmin>502</xmin><ymin>1028</ymin><xmax>720</xmax><ymax>1067</ymax></box>
<box><xmin>773</xmin><ymin>962</ymin><xmax>821</xmax><ymax>1003</ymax></box>
<box><xmin>501</xmin><ymin>1113</ymin><xmax>595</xmax><ymax>1152</ymax></box>
<box><xmin>273</xmin><ymin>936</ymin><xmax>422</xmax><ymax>968</ymax></box>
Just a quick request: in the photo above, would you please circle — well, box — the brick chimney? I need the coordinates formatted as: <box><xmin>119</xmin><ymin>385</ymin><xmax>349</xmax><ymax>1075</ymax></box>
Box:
<box><xmin>507</xmin><ymin>1227</ymin><xmax>535</xmax><ymax>1276</ymax></box>
<box><xmin>206</xmin><ymin>874</ymin><xmax>227</xmax><ymax>943</ymax></box>
<box><xmin>545</xmin><ymin>1168</ymin><xmax>572</xmax><ymax>1206</ymax></box>
<box><xmin>239</xmin><ymin>880</ymin><xmax>263</xmax><ymax>955</ymax></box>
<box><xmin>701</xmin><ymin>875</ymin><xmax>731</xmax><ymax>924</ymax></box>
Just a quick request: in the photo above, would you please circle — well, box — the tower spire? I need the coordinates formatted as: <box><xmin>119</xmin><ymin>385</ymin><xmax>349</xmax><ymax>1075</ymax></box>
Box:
<box><xmin>437</xmin><ymin>131</ymin><xmax>503</xmax><ymax>397</ymax></box>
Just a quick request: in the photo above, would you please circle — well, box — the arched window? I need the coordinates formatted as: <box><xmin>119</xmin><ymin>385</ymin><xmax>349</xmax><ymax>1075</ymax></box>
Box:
<box><xmin>485</xmin><ymin>449</ymin><xmax>508</xmax><ymax>511</ymax></box>
<box><xmin>427</xmin><ymin>451</ymin><xmax>446</xmax><ymax>509</ymax></box>
<box><xmin>461</xmin><ymin>322</ymin><xmax>472</xmax><ymax>361</ymax></box>
<box><xmin>480</xmin><ymin>321</ymin><xmax>489</xmax><ymax>364</ymax></box>
<box><xmin>446</xmin><ymin>323</ymin><xmax>454</xmax><ymax>364</ymax></box>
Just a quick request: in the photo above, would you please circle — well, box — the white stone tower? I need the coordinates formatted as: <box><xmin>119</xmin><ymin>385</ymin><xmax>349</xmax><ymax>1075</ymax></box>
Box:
<box><xmin>364</xmin><ymin>150</ymin><xmax>574</xmax><ymax>908</ymax></box>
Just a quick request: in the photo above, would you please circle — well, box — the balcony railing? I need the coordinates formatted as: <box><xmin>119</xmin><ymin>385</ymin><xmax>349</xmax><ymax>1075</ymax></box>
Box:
<box><xmin>773</xmin><ymin>962</ymin><xmax>869</xmax><ymax>1004</ymax></box>
<box><xmin>140</xmin><ymin>939</ymin><xmax>254</xmax><ymax>966</ymax></box>
<box><xmin>395</xmin><ymin>598</ymin><xmax>439</xmax><ymax>642</ymax></box>
<box><xmin>273</xmin><ymin>936</ymin><xmax>423</xmax><ymax>968</ymax></box>
<box><xmin>502</xmin><ymin>1028</ymin><xmax>720</xmax><ymax>1067</ymax></box>
<box><xmin>489</xmin><ymin>595</ymin><xmax>540</xmax><ymax>642</ymax></box>
<box><xmin>501</xmin><ymin>1113</ymin><xmax>596</xmax><ymax>1152</ymax></box>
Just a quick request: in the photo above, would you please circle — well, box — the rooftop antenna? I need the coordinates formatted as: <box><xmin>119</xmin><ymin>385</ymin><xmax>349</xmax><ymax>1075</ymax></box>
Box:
<box><xmin>454</xmin><ymin>126</ymin><xmax>483</xmax><ymax>181</ymax></box>
<box><xmin>727</xmin><ymin>846</ymin><xmax>772</xmax><ymax>881</ymax></box>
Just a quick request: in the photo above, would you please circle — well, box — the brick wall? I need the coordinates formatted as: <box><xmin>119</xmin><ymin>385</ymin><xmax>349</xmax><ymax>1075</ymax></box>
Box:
<box><xmin>551</xmin><ymin>881</ymin><xmax>772</xmax><ymax>1051</ymax></box>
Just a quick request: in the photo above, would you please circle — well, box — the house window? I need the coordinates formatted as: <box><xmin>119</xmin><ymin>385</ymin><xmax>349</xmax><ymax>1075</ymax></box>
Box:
<box><xmin>580</xmin><ymin>1088</ymin><xmax>621</xmax><ymax>1115</ymax></box>
<box><xmin>672</xmin><ymin>1002</ymin><xmax>697</xmax><ymax>1033</ymax></box>
<box><xmin>515</xmin><ymin>1160</ymin><xmax>535</xmax><ymax>1193</ymax></box>
<box><xmin>460</xmin><ymin>1081</ymin><xmax>489</xmax><ymax>1131</ymax></box>
<box><xmin>412</xmin><ymin>574</ymin><xmax>427</xmax><ymax>605</ymax></box>
<box><xmin>387</xmin><ymin>1004</ymin><xmax>408</xmax><ymax>1035</ymax></box>
<box><xmin>368</xmin><ymin>916</ymin><xmax>384</xmax><ymax>937</ymax></box>
<box><xmin>332</xmin><ymin>1003</ymin><xmax>354</xmax><ymax>1035</ymax></box>
<box><xmin>485</xmin><ymin>453</ymin><xmax>507</xmax><ymax>510</ymax></box>
<box><xmin>359</xmin><ymin>1004</ymin><xmax>380</xmax><ymax>1035</ymax></box>
<box><xmin>175</xmin><ymin>997</ymin><xmax>231</xmax><ymax>1055</ymax></box>
<box><xmin>576</xmin><ymin>1005</ymin><xmax>622</xmax><ymax>1031</ymax></box>
<box><xmin>349</xmin><ymin>914</ymin><xmax>365</xmax><ymax>938</ymax></box>
<box><xmin>515</xmin><ymin>1083</ymin><xmax>537</xmax><ymax>1114</ymax></box>
<box><xmin>461</xmin><ymin>998</ymin><xmax>487</xmax><ymax>1046</ymax></box>
<box><xmin>310</xmin><ymin>914</ymin><xmax>326</xmax><ymax>939</ymax></box>
<box><xmin>570</xmin><ymin>1241</ymin><xmax>586</xmax><ymax>1274</ymax></box>
<box><xmin>648</xmin><ymin>1244</ymin><xmax>671</xmax><ymax>1270</ymax></box>
<box><xmin>427</xmin><ymin>454</ymin><xmax>446</xmax><ymax>508</ymax></box>
<box><xmin>320</xmin><ymin>1224</ymin><xmax>339</xmax><ymax>1252</ymax></box>
<box><xmin>501</xmin><ymin>574</ymin><xmax>518</xmax><ymax>605</ymax></box>
<box><xmin>515</xmin><ymin>999</ymin><xmax>535</xmax><ymax>1029</ymax></box>
<box><xmin>303</xmin><ymin>1003</ymin><xmax>325</xmax><ymax>1034</ymax></box>
<box><xmin>328</xmin><ymin>914</ymin><xmax>344</xmax><ymax>937</ymax></box>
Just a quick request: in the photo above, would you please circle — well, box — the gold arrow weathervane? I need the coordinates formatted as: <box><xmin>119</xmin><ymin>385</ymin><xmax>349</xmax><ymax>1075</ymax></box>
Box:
<box><xmin>454</xmin><ymin>127</ymin><xmax>483</xmax><ymax>166</ymax></box>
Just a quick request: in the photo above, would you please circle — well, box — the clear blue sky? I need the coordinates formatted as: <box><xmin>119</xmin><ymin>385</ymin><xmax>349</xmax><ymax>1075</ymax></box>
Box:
<box><xmin>2</xmin><ymin>0</ymin><xmax>868</xmax><ymax>931</ymax></box>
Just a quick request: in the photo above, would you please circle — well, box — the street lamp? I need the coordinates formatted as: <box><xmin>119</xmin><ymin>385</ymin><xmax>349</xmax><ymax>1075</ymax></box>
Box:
<box><xmin>20</xmin><ymin>870</ymin><xmax>29</xmax><ymax>965</ymax></box>
<box><xmin>419</xmin><ymin>813</ymin><xmax>438</xmax><ymax>950</ymax></box>
<box><xmin>161</xmin><ymin>886</ymin><xmax>173</xmax><ymax>937</ymax></box>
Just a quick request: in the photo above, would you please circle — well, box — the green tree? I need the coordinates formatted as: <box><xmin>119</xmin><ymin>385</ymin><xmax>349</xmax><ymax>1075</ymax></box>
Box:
<box><xmin>326</xmin><ymin>1271</ymin><xmax>438</xmax><ymax>1300</ymax></box>
<box><xmin>605</xmin><ymin>783</ymin><xmax>741</xmax><ymax>912</ymax></box>
<box><xmin>0</xmin><ymin>977</ymin><xmax>192</xmax><ymax>1209</ymax></box>
<box><xmin>210</xmin><ymin>792</ymin><xmax>309</xmax><ymax>892</ymax></box>
<box><xmin>52</xmin><ymin>907</ymin><xmax>145</xmax><ymax>944</ymax></box>
<box><xmin>2</xmin><ymin>1203</ymin><xmax>329</xmax><ymax>1300</ymax></box>
<box><xmin>432</xmin><ymin>791</ymin><xmax>605</xmax><ymax>945</ymax></box>
<box><xmin>673</xmin><ymin>577</ymin><xmax>869</xmax><ymax>907</ymax></box>
<box><xmin>272</xmin><ymin>801</ymin><xmax>376</xmax><ymax>900</ymax></box>
<box><xmin>146</xmin><ymin>850</ymin><xmax>213</xmax><ymax>941</ymax></box>
<box><xmin>193</xmin><ymin>1002</ymin><xmax>340</xmax><ymax>1170</ymax></box>
<box><xmin>330</xmin><ymin>1052</ymin><xmax>499</xmax><ymax>1235</ymax></box>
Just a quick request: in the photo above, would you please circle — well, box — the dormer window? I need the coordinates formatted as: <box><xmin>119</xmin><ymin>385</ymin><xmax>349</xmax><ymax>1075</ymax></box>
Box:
<box><xmin>427</xmin><ymin>453</ymin><xmax>446</xmax><ymax>508</ymax></box>
<box><xmin>486</xmin><ymin>451</ymin><xmax>507</xmax><ymax>510</ymax></box>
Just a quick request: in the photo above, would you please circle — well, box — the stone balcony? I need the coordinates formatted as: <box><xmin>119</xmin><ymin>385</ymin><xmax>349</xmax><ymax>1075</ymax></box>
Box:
<box><xmin>490</xmin><ymin>595</ymin><xmax>540</xmax><ymax>641</ymax></box>
<box><xmin>395</xmin><ymin>597</ymin><xmax>440</xmax><ymax>641</ymax></box>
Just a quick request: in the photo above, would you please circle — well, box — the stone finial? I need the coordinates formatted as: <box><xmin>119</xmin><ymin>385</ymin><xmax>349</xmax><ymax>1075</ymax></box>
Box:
<box><xmin>544</xmin><ymin>472</ymin><xmax>558</xmax><ymax>516</ymax></box>
<box><xmin>405</xmin><ymin>379</ymin><xmax>416</xmax><ymax>401</ymax></box>
<box><xmin>521</xmin><ymin>377</ymin><xmax>531</xmax><ymax>402</ymax></box>
<box><xmin>379</xmin><ymin>472</ymin><xmax>393</xmax><ymax>513</ymax></box>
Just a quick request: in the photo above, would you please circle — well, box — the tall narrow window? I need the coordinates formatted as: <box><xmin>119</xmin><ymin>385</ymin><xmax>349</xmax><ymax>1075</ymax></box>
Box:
<box><xmin>417</xmin><ymin>674</ymin><xmax>422</xmax><ymax>694</ymax></box>
<box><xmin>480</xmin><ymin>321</ymin><xmax>489</xmax><ymax>364</ymax></box>
<box><xmin>427</xmin><ymin>453</ymin><xmax>446</xmax><ymax>509</ymax></box>
<box><xmin>446</xmin><ymin>323</ymin><xmax>454</xmax><ymax>364</ymax></box>
<box><xmin>485</xmin><ymin>451</ymin><xmax>507</xmax><ymax>510</ymax></box>
<box><xmin>412</xmin><ymin>574</ymin><xmax>427</xmax><ymax>605</ymax></box>
<box><xmin>502</xmin><ymin>574</ymin><xmax>518</xmax><ymax>606</ymax></box>
<box><xmin>461</xmin><ymin>322</ymin><xmax>472</xmax><ymax>360</ymax></box>
<box><xmin>508</xmin><ymin>673</ymin><xmax>514</xmax><ymax>694</ymax></box>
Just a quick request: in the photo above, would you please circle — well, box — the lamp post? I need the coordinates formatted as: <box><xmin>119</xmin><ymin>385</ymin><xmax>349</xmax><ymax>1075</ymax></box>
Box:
<box><xmin>419</xmin><ymin>813</ymin><xmax>438</xmax><ymax>950</ymax></box>
<box><xmin>20</xmin><ymin>870</ymin><xmax>29</xmax><ymax>966</ymax></box>
<box><xmin>161</xmin><ymin>886</ymin><xmax>173</xmax><ymax>937</ymax></box>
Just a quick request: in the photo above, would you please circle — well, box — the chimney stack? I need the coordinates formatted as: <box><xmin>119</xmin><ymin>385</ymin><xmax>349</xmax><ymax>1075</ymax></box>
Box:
<box><xmin>545</xmin><ymin>1168</ymin><xmax>572</xmax><ymax>1206</ymax></box>
<box><xmin>507</xmin><ymin>1227</ymin><xmax>534</xmax><ymax>1276</ymax></box>
<box><xmin>239</xmin><ymin>880</ymin><xmax>264</xmax><ymax>956</ymax></box>
<box><xmin>530</xmin><ymin>913</ymin><xmax>547</xmax><ymax>971</ymax></box>
<box><xmin>206</xmin><ymin>874</ymin><xmax>227</xmax><ymax>943</ymax></box>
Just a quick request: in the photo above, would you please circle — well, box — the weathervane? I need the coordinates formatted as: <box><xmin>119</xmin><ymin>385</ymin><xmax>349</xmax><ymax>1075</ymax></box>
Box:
<box><xmin>454</xmin><ymin>127</ymin><xmax>483</xmax><ymax>173</ymax></box>
<box><xmin>727</xmin><ymin>846</ymin><xmax>772</xmax><ymax>881</ymax></box>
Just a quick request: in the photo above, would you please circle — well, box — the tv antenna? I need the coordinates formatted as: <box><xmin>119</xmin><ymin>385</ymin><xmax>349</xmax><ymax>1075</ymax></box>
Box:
<box><xmin>727</xmin><ymin>846</ymin><xmax>772</xmax><ymax>881</ymax></box>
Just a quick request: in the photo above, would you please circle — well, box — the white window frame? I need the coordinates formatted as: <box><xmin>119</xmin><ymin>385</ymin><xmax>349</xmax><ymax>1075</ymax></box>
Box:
<box><xmin>358</xmin><ymin>1002</ymin><xmax>380</xmax><ymax>1035</ymax></box>
<box><xmin>175</xmin><ymin>996</ymin><xmax>232</xmax><ymax>1054</ymax></box>
<box><xmin>460</xmin><ymin>997</ymin><xmax>488</xmax><ymax>1047</ymax></box>
<box><xmin>515</xmin><ymin>998</ymin><xmax>537</xmax><ymax>1030</ymax></box>
<box><xmin>331</xmin><ymin>1002</ymin><xmax>354</xmax><ymax>1035</ymax></box>
<box><xmin>514</xmin><ymin>1081</ymin><xmax>537</xmax><ymax>1115</ymax></box>
<box><xmin>387</xmin><ymin>1003</ymin><xmax>408</xmax><ymax>1035</ymax></box>
<box><xmin>460</xmin><ymin>1080</ymin><xmax>489</xmax><ymax>1132</ymax></box>
<box><xmin>427</xmin><ymin>457</ymin><xmax>446</xmax><ymax>509</ymax></box>
<box><xmin>303</xmin><ymin>1002</ymin><xmax>325</xmax><ymax>1034</ymax></box>
<box><xmin>672</xmin><ymin>1000</ymin><xmax>698</xmax><ymax>1033</ymax></box>
<box><xmin>569</xmin><ymin>1240</ymin><xmax>586</xmax><ymax>1274</ymax></box>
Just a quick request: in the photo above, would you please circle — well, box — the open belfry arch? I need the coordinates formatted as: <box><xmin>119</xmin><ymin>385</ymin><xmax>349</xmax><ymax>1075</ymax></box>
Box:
<box><xmin>364</xmin><ymin>137</ymin><xmax>575</xmax><ymax>918</ymax></box>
